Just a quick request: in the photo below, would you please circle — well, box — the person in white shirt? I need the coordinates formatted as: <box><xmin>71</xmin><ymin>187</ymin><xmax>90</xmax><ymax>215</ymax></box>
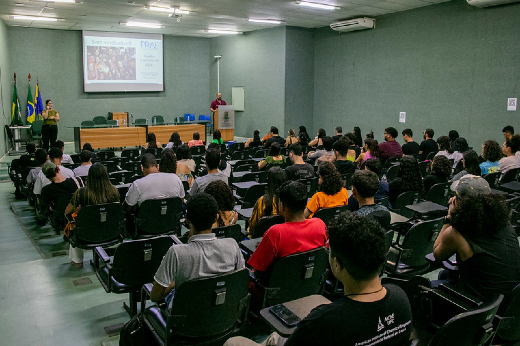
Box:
<box><xmin>73</xmin><ymin>150</ymin><xmax>92</xmax><ymax>177</ymax></box>
<box><xmin>499</xmin><ymin>135</ymin><xmax>520</xmax><ymax>179</ymax></box>
<box><xmin>33</xmin><ymin>147</ymin><xmax>74</xmax><ymax>195</ymax></box>
<box><xmin>55</xmin><ymin>140</ymin><xmax>73</xmax><ymax>164</ymax></box>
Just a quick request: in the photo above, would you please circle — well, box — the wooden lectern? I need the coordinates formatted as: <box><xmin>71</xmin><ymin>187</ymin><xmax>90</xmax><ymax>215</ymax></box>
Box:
<box><xmin>108</xmin><ymin>112</ymin><xmax>129</xmax><ymax>127</ymax></box>
<box><xmin>214</xmin><ymin>109</ymin><xmax>234</xmax><ymax>141</ymax></box>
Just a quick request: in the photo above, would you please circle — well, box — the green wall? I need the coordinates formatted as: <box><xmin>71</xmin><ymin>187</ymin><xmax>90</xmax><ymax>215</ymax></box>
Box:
<box><xmin>8</xmin><ymin>27</ymin><xmax>211</xmax><ymax>142</ymax></box>
<box><xmin>285</xmin><ymin>27</ymin><xmax>315</xmax><ymax>136</ymax></box>
<box><xmin>313</xmin><ymin>1</ymin><xmax>520</xmax><ymax>148</ymax></box>
<box><xmin>210</xmin><ymin>27</ymin><xmax>286</xmax><ymax>138</ymax></box>
<box><xmin>0</xmin><ymin>18</ymin><xmax>10</xmax><ymax>155</ymax></box>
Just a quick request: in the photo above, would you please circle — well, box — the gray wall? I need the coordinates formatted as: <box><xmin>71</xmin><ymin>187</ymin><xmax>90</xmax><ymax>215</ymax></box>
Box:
<box><xmin>313</xmin><ymin>1</ymin><xmax>520</xmax><ymax>149</ymax></box>
<box><xmin>285</xmin><ymin>27</ymin><xmax>315</xmax><ymax>136</ymax></box>
<box><xmin>0</xmin><ymin>18</ymin><xmax>10</xmax><ymax>155</ymax></box>
<box><xmin>8</xmin><ymin>27</ymin><xmax>211</xmax><ymax>142</ymax></box>
<box><xmin>210</xmin><ymin>27</ymin><xmax>286</xmax><ymax>138</ymax></box>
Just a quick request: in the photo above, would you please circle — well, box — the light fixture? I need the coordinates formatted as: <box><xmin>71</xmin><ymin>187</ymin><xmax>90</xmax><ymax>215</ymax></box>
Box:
<box><xmin>207</xmin><ymin>29</ymin><xmax>241</xmax><ymax>34</ymax></box>
<box><xmin>248</xmin><ymin>19</ymin><xmax>282</xmax><ymax>24</ymax></box>
<box><xmin>123</xmin><ymin>21</ymin><xmax>163</xmax><ymax>28</ymax></box>
<box><xmin>39</xmin><ymin>0</ymin><xmax>77</xmax><ymax>3</ymax></box>
<box><xmin>146</xmin><ymin>6</ymin><xmax>189</xmax><ymax>14</ymax></box>
<box><xmin>295</xmin><ymin>1</ymin><xmax>339</xmax><ymax>10</ymax></box>
<box><xmin>12</xmin><ymin>15</ymin><xmax>58</xmax><ymax>21</ymax></box>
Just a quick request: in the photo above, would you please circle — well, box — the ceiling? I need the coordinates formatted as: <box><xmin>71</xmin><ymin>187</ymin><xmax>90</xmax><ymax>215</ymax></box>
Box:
<box><xmin>0</xmin><ymin>0</ymin><xmax>451</xmax><ymax>37</ymax></box>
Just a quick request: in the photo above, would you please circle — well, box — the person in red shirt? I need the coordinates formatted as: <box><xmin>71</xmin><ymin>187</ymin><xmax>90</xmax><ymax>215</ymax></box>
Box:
<box><xmin>210</xmin><ymin>92</ymin><xmax>226</xmax><ymax>114</ymax></box>
<box><xmin>248</xmin><ymin>181</ymin><xmax>328</xmax><ymax>278</ymax></box>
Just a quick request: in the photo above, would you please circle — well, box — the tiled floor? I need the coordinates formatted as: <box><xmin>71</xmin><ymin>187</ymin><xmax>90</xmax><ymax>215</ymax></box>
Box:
<box><xmin>0</xmin><ymin>150</ymin><xmax>127</xmax><ymax>346</ymax></box>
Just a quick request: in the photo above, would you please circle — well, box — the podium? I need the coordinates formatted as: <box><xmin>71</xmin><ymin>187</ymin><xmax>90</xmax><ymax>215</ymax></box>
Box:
<box><xmin>108</xmin><ymin>112</ymin><xmax>129</xmax><ymax>127</ymax></box>
<box><xmin>214</xmin><ymin>106</ymin><xmax>234</xmax><ymax>142</ymax></box>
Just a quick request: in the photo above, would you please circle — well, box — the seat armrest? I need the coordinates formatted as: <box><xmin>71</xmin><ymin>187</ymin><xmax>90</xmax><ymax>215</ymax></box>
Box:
<box><xmin>94</xmin><ymin>246</ymin><xmax>111</xmax><ymax>263</ymax></box>
<box><xmin>437</xmin><ymin>284</ymin><xmax>483</xmax><ymax>308</ymax></box>
<box><xmin>169</xmin><ymin>234</ymin><xmax>183</xmax><ymax>245</ymax></box>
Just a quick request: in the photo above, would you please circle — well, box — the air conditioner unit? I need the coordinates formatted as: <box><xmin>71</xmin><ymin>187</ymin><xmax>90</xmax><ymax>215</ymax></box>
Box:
<box><xmin>466</xmin><ymin>0</ymin><xmax>520</xmax><ymax>7</ymax></box>
<box><xmin>330</xmin><ymin>17</ymin><xmax>375</xmax><ymax>32</ymax></box>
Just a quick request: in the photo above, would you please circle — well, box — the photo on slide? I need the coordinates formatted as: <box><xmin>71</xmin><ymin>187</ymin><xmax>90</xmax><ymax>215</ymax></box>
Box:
<box><xmin>86</xmin><ymin>46</ymin><xmax>136</xmax><ymax>81</ymax></box>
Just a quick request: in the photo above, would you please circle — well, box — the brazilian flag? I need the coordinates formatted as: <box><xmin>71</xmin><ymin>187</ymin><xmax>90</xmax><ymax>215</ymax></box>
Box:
<box><xmin>11</xmin><ymin>83</ymin><xmax>23</xmax><ymax>126</ymax></box>
<box><xmin>26</xmin><ymin>84</ymin><xmax>35</xmax><ymax>123</ymax></box>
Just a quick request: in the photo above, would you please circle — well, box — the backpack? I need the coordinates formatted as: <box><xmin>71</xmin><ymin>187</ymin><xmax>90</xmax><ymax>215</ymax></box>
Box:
<box><xmin>119</xmin><ymin>313</ymin><xmax>157</xmax><ymax>346</ymax></box>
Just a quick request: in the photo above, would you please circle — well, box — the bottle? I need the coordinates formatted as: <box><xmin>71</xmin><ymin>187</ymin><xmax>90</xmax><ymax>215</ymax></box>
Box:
<box><xmin>146</xmin><ymin>118</ymin><xmax>149</xmax><ymax>125</ymax></box>
<box><xmin>153</xmin><ymin>117</ymin><xmax>156</xmax><ymax>125</ymax></box>
<box><xmin>123</xmin><ymin>118</ymin><xmax>126</xmax><ymax>126</ymax></box>
<box><xmin>116</xmin><ymin>119</ymin><xmax>119</xmax><ymax>126</ymax></box>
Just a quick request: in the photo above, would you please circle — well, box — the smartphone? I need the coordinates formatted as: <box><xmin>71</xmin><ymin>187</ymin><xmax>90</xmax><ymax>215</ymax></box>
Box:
<box><xmin>269</xmin><ymin>304</ymin><xmax>301</xmax><ymax>327</ymax></box>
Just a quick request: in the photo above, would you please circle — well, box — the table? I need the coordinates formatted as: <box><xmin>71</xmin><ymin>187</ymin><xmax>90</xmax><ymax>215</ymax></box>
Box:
<box><xmin>9</xmin><ymin>125</ymin><xmax>31</xmax><ymax>152</ymax></box>
<box><xmin>405</xmin><ymin>201</ymin><xmax>448</xmax><ymax>218</ymax></box>
<box><xmin>240</xmin><ymin>237</ymin><xmax>262</xmax><ymax>256</ymax></box>
<box><xmin>260</xmin><ymin>295</ymin><xmax>331</xmax><ymax>337</ymax></box>
<box><xmin>238</xmin><ymin>207</ymin><xmax>254</xmax><ymax>219</ymax></box>
<box><xmin>74</xmin><ymin>126</ymin><xmax>147</xmax><ymax>152</ymax></box>
<box><xmin>498</xmin><ymin>181</ymin><xmax>520</xmax><ymax>193</ymax></box>
<box><xmin>390</xmin><ymin>212</ymin><xmax>410</xmax><ymax>224</ymax></box>
<box><xmin>232</xmin><ymin>181</ymin><xmax>261</xmax><ymax>197</ymax></box>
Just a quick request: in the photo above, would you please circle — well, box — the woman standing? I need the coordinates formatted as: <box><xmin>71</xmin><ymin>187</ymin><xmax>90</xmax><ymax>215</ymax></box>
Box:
<box><xmin>42</xmin><ymin>99</ymin><xmax>60</xmax><ymax>151</ymax></box>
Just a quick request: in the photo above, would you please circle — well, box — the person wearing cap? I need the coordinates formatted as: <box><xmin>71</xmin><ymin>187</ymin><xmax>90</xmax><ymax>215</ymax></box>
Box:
<box><xmin>433</xmin><ymin>175</ymin><xmax>520</xmax><ymax>302</ymax></box>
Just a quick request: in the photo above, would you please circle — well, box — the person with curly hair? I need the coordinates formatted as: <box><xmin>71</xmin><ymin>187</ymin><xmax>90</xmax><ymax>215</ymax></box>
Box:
<box><xmin>423</xmin><ymin>155</ymin><xmax>452</xmax><ymax>194</ymax></box>
<box><xmin>204</xmin><ymin>180</ymin><xmax>238</xmax><ymax>229</ymax></box>
<box><xmin>248</xmin><ymin>167</ymin><xmax>288</xmax><ymax>236</ymax></box>
<box><xmin>165</xmin><ymin>132</ymin><xmax>183</xmax><ymax>150</ymax></box>
<box><xmin>479</xmin><ymin>140</ymin><xmax>502</xmax><ymax>176</ymax></box>
<box><xmin>434</xmin><ymin>175</ymin><xmax>520</xmax><ymax>302</ymax></box>
<box><xmin>258</xmin><ymin>142</ymin><xmax>286</xmax><ymax>170</ymax></box>
<box><xmin>158</xmin><ymin>148</ymin><xmax>177</xmax><ymax>174</ymax></box>
<box><xmin>388</xmin><ymin>155</ymin><xmax>423</xmax><ymax>206</ymax></box>
<box><xmin>304</xmin><ymin>162</ymin><xmax>348</xmax><ymax>218</ymax></box>
<box><xmin>499</xmin><ymin>134</ymin><xmax>520</xmax><ymax>179</ymax></box>
<box><xmin>355</xmin><ymin>139</ymin><xmax>379</xmax><ymax>168</ymax></box>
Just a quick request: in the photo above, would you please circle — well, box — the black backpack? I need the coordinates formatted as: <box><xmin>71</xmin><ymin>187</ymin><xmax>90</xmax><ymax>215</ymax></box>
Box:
<box><xmin>119</xmin><ymin>313</ymin><xmax>157</xmax><ymax>346</ymax></box>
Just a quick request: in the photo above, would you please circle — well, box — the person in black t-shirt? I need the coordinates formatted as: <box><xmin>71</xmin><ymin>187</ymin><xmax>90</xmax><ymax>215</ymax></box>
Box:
<box><xmin>331</xmin><ymin>126</ymin><xmax>343</xmax><ymax>143</ymax></box>
<box><xmin>284</xmin><ymin>143</ymin><xmax>314</xmax><ymax>181</ymax></box>
<box><xmin>332</xmin><ymin>139</ymin><xmax>356</xmax><ymax>175</ymax></box>
<box><xmin>401</xmin><ymin>128</ymin><xmax>420</xmax><ymax>156</ymax></box>
<box><xmin>419</xmin><ymin>128</ymin><xmax>438</xmax><ymax>161</ymax></box>
<box><xmin>265</xmin><ymin>126</ymin><xmax>286</xmax><ymax>149</ymax></box>
<box><xmin>224</xmin><ymin>213</ymin><xmax>412</xmax><ymax>346</ymax></box>
<box><xmin>20</xmin><ymin>142</ymin><xmax>39</xmax><ymax>168</ymax></box>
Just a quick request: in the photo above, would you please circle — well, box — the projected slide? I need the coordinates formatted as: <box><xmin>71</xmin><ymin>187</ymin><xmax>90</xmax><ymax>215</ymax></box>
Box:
<box><xmin>83</xmin><ymin>31</ymin><xmax>164</xmax><ymax>92</ymax></box>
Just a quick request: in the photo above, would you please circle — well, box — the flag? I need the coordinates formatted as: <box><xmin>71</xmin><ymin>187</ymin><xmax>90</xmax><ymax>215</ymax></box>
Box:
<box><xmin>26</xmin><ymin>83</ymin><xmax>35</xmax><ymax>123</ymax></box>
<box><xmin>35</xmin><ymin>82</ymin><xmax>44</xmax><ymax>120</ymax></box>
<box><xmin>11</xmin><ymin>82</ymin><xmax>23</xmax><ymax>126</ymax></box>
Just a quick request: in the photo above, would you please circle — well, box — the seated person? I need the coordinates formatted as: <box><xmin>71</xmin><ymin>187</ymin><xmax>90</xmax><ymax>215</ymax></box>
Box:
<box><xmin>20</xmin><ymin>142</ymin><xmax>38</xmax><ymax>168</ymax></box>
<box><xmin>41</xmin><ymin>162</ymin><xmax>84</xmax><ymax>231</ymax></box>
<box><xmin>55</xmin><ymin>140</ymin><xmax>73</xmax><ymax>164</ymax></box>
<box><xmin>423</xmin><ymin>155</ymin><xmax>451</xmax><ymax>194</ymax></box>
<box><xmin>308</xmin><ymin>128</ymin><xmax>326</xmax><ymax>148</ymax></box>
<box><xmin>345</xmin><ymin>132</ymin><xmax>361</xmax><ymax>159</ymax></box>
<box><xmin>143</xmin><ymin>132</ymin><xmax>161</xmax><ymax>150</ymax></box>
<box><xmin>378</xmin><ymin>127</ymin><xmax>403</xmax><ymax>163</ymax></box>
<box><xmin>205</xmin><ymin>180</ymin><xmax>238</xmax><ymax>228</ymax></box>
<box><xmin>27</xmin><ymin>148</ymin><xmax>47</xmax><ymax>189</ymax></box>
<box><xmin>401</xmin><ymin>128</ymin><xmax>420</xmax><ymax>156</ymax></box>
<box><xmin>308</xmin><ymin>136</ymin><xmax>334</xmax><ymax>161</ymax></box>
<box><xmin>479</xmin><ymin>140</ymin><xmax>501</xmax><ymax>176</ymax></box>
<box><xmin>34</xmin><ymin>147</ymin><xmax>74</xmax><ymax>195</ymax></box>
<box><xmin>264</xmin><ymin>126</ymin><xmax>286</xmax><ymax>148</ymax></box>
<box><xmin>175</xmin><ymin>145</ymin><xmax>195</xmax><ymax>185</ymax></box>
<box><xmin>331</xmin><ymin>126</ymin><xmax>342</xmax><ymax>143</ymax></box>
<box><xmin>350</xmin><ymin>170</ymin><xmax>391</xmax><ymax>229</ymax></box>
<box><xmin>165</xmin><ymin>132</ymin><xmax>182</xmax><ymax>150</ymax></box>
<box><xmin>124</xmin><ymin>153</ymin><xmax>185</xmax><ymax>208</ymax></box>
<box><xmin>364</xmin><ymin>159</ymin><xmax>389</xmax><ymax>202</ymax></box>
<box><xmin>198</xmin><ymin>143</ymin><xmax>232</xmax><ymax>177</ymax></box>
<box><xmin>434</xmin><ymin>175</ymin><xmax>520</xmax><ymax>302</ymax></box>
<box><xmin>388</xmin><ymin>156</ymin><xmax>423</xmax><ymax>206</ymax></box>
<box><xmin>65</xmin><ymin>163</ymin><xmax>119</xmax><ymax>268</ymax></box>
<box><xmin>82</xmin><ymin>143</ymin><xmax>99</xmax><ymax>163</ymax></box>
<box><xmin>225</xmin><ymin>212</ymin><xmax>412</xmax><ymax>346</ymax></box>
<box><xmin>284</xmin><ymin>143</ymin><xmax>314</xmax><ymax>181</ymax></box>
<box><xmin>258</xmin><ymin>142</ymin><xmax>286</xmax><ymax>170</ymax></box>
<box><xmin>244</xmin><ymin>130</ymin><xmax>263</xmax><ymax>149</ymax></box>
<box><xmin>248</xmin><ymin>167</ymin><xmax>288</xmax><ymax>237</ymax></box>
<box><xmin>499</xmin><ymin>134</ymin><xmax>520</xmax><ymax>179</ymax></box>
<box><xmin>304</xmin><ymin>162</ymin><xmax>348</xmax><ymax>218</ymax></box>
<box><xmin>285</xmin><ymin>128</ymin><xmax>298</xmax><ymax>147</ymax></box>
<box><xmin>73</xmin><ymin>150</ymin><xmax>92</xmax><ymax>177</ymax></box>
<box><xmin>187</xmin><ymin>131</ymin><xmax>204</xmax><ymax>148</ymax></box>
<box><xmin>151</xmin><ymin>193</ymin><xmax>245</xmax><ymax>308</ymax></box>
<box><xmin>451</xmin><ymin>149</ymin><xmax>482</xmax><ymax>182</ymax></box>
<box><xmin>212</xmin><ymin>129</ymin><xmax>224</xmax><ymax>145</ymax></box>
<box><xmin>331</xmin><ymin>138</ymin><xmax>356</xmax><ymax>175</ymax></box>
<box><xmin>355</xmin><ymin>139</ymin><xmax>379</xmax><ymax>168</ymax></box>
<box><xmin>248</xmin><ymin>181</ymin><xmax>327</xmax><ymax>280</ymax></box>
<box><xmin>434</xmin><ymin>136</ymin><xmax>462</xmax><ymax>168</ymax></box>
<box><xmin>188</xmin><ymin>149</ymin><xmax>228</xmax><ymax>196</ymax></box>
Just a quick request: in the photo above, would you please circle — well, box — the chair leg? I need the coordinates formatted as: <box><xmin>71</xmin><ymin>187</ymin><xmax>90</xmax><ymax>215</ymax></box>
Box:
<box><xmin>123</xmin><ymin>291</ymin><xmax>140</xmax><ymax>317</ymax></box>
